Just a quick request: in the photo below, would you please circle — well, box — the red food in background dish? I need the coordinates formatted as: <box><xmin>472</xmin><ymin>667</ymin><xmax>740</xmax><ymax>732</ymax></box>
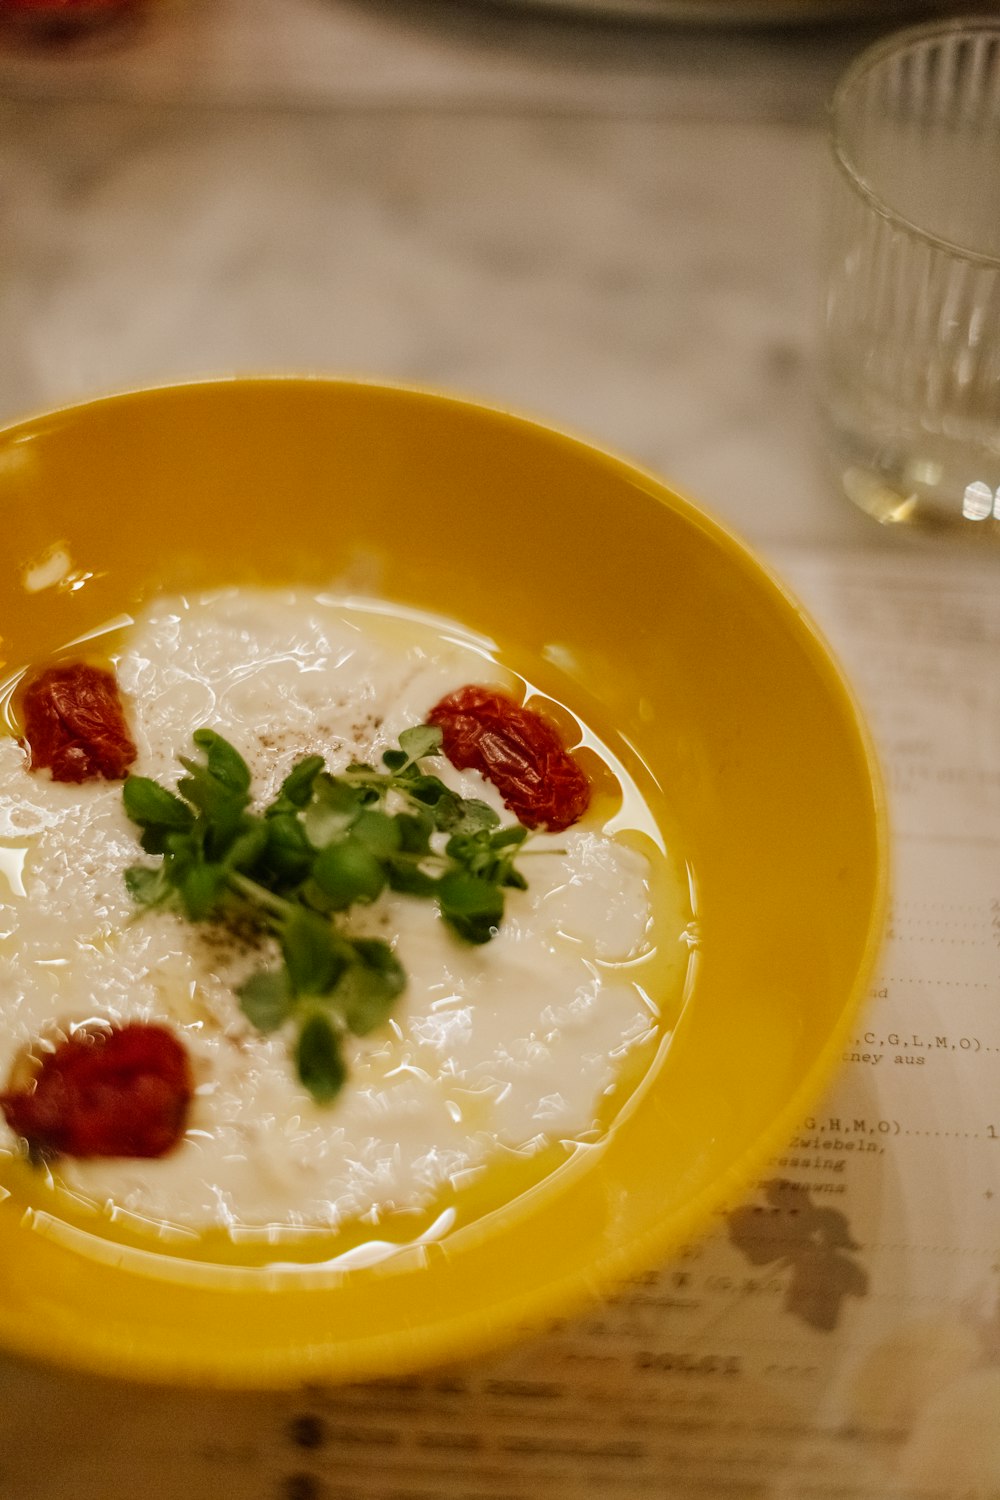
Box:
<box><xmin>0</xmin><ymin>1022</ymin><xmax>193</xmax><ymax>1160</ymax></box>
<box><xmin>0</xmin><ymin>0</ymin><xmax>141</xmax><ymax>38</ymax></box>
<box><xmin>0</xmin><ymin>1</ymin><xmax>136</xmax><ymax>15</ymax></box>
<box><xmin>22</xmin><ymin>662</ymin><xmax>137</xmax><ymax>783</ymax></box>
<box><xmin>427</xmin><ymin>684</ymin><xmax>591</xmax><ymax>833</ymax></box>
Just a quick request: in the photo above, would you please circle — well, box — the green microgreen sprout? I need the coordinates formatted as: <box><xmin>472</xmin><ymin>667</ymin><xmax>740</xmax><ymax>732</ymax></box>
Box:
<box><xmin>122</xmin><ymin>724</ymin><xmax>535</xmax><ymax>1103</ymax></box>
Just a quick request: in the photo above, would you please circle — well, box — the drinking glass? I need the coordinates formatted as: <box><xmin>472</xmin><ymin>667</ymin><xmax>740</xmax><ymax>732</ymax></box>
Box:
<box><xmin>819</xmin><ymin>19</ymin><xmax>1000</xmax><ymax>533</ymax></box>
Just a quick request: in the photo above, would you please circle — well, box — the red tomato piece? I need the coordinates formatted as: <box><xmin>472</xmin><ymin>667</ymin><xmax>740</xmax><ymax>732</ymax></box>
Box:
<box><xmin>1</xmin><ymin>1023</ymin><xmax>192</xmax><ymax>1160</ymax></box>
<box><xmin>427</xmin><ymin>685</ymin><xmax>591</xmax><ymax>833</ymax></box>
<box><xmin>22</xmin><ymin>662</ymin><xmax>137</xmax><ymax>783</ymax></box>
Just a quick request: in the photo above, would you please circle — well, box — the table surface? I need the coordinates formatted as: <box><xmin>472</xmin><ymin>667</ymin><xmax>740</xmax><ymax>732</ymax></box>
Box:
<box><xmin>0</xmin><ymin>4</ymin><xmax>996</xmax><ymax>1499</ymax></box>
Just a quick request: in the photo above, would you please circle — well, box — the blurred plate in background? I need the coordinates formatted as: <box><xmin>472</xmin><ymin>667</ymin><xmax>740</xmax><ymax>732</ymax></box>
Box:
<box><xmin>486</xmin><ymin>0</ymin><xmax>949</xmax><ymax>24</ymax></box>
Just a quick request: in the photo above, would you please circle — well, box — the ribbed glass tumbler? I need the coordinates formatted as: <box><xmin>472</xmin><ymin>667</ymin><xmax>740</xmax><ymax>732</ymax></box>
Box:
<box><xmin>820</xmin><ymin>20</ymin><xmax>1000</xmax><ymax>533</ymax></box>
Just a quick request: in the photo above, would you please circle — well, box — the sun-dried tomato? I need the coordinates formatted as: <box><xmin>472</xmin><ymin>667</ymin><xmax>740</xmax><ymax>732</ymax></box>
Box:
<box><xmin>427</xmin><ymin>685</ymin><xmax>591</xmax><ymax>833</ymax></box>
<box><xmin>22</xmin><ymin>662</ymin><xmax>137</xmax><ymax>784</ymax></box>
<box><xmin>0</xmin><ymin>1022</ymin><xmax>192</xmax><ymax>1160</ymax></box>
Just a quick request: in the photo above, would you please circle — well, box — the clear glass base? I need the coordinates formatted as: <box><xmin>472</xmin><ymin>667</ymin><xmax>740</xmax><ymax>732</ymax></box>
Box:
<box><xmin>824</xmin><ymin>416</ymin><xmax>1000</xmax><ymax>539</ymax></box>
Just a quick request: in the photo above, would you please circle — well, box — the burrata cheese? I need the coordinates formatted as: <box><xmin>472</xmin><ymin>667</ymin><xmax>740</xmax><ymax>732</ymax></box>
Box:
<box><xmin>0</xmin><ymin>590</ymin><xmax>676</xmax><ymax>1240</ymax></box>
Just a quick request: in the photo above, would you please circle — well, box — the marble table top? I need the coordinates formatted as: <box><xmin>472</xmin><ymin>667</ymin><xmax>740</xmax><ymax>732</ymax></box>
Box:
<box><xmin>0</xmin><ymin>95</ymin><xmax>907</xmax><ymax>557</ymax></box>
<box><xmin>0</xmin><ymin>0</ymin><xmax>968</xmax><ymax>557</ymax></box>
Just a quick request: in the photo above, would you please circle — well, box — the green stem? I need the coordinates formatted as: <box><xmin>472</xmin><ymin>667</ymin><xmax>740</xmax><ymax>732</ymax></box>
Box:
<box><xmin>228</xmin><ymin>871</ymin><xmax>293</xmax><ymax>920</ymax></box>
<box><xmin>342</xmin><ymin>767</ymin><xmax>412</xmax><ymax>796</ymax></box>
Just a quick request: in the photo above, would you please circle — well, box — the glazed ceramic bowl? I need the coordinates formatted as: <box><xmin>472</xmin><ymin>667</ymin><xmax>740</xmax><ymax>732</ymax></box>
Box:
<box><xmin>0</xmin><ymin>378</ymin><xmax>887</xmax><ymax>1387</ymax></box>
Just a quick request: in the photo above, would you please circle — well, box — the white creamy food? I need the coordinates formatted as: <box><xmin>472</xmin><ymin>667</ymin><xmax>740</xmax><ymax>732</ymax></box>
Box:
<box><xmin>0</xmin><ymin>590</ymin><xmax>676</xmax><ymax>1239</ymax></box>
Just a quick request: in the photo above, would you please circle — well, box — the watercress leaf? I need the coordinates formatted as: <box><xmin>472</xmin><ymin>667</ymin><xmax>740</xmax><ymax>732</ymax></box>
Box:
<box><xmin>175</xmin><ymin>733</ymin><xmax>252</xmax><ymax>849</ymax></box>
<box><xmin>311</xmin><ymin>840</ymin><xmax>386</xmax><ymax>910</ymax></box>
<box><xmin>501</xmin><ymin>866</ymin><xmax>529</xmax><ymax>891</ymax></box>
<box><xmin>437</xmin><ymin>868</ymin><xmax>504</xmax><ymax>917</ymax></box>
<box><xmin>351</xmin><ymin>808</ymin><xmax>402</xmax><ymax>858</ymax></box>
<box><xmin>123</xmin><ymin>776</ymin><xmax>195</xmax><ymax>832</ymax></box>
<box><xmin>237</xmin><ymin>968</ymin><xmax>294</xmax><ymax>1033</ymax></box>
<box><xmin>337</xmin><ymin>973</ymin><xmax>398</xmax><ymax>1037</ymax></box>
<box><xmin>163</xmin><ymin>829</ymin><xmax>198</xmax><ymax>863</ymax></box>
<box><xmin>337</xmin><ymin>939</ymin><xmax>406</xmax><ymax>1036</ymax></box>
<box><xmin>395</xmin><ymin>811</ymin><xmax>433</xmax><ymax>855</ymax></box>
<box><xmin>226</xmin><ymin>818</ymin><xmax>269</xmax><ymax>872</ymax></box>
<box><xmin>299</xmin><ymin>804</ymin><xmax>350</xmax><ymax>852</ymax></box>
<box><xmin>381</xmin><ymin>748</ymin><xmax>407</xmax><ymax>773</ymax></box>
<box><xmin>270</xmin><ymin>754</ymin><xmax>325</xmax><ymax>812</ymax></box>
<box><xmin>303</xmin><ymin>776</ymin><xmax>364</xmax><ymax>847</ymax></box>
<box><xmin>437</xmin><ymin>869</ymin><xmax>504</xmax><ymax>945</ymax></box>
<box><xmin>263</xmin><ymin>813</ymin><xmax>314</xmax><ymax>884</ymax></box>
<box><xmin>407</xmin><ymin>774</ymin><xmax>449</xmax><ymax>808</ymax></box>
<box><xmin>208</xmin><ymin>800</ymin><xmax>255</xmax><ymax>859</ymax></box>
<box><xmin>177</xmin><ymin>761</ymin><xmax>248</xmax><ymax>838</ymax></box>
<box><xmin>159</xmin><ymin>833</ymin><xmax>196</xmax><ymax>883</ymax></box>
<box><xmin>351</xmin><ymin>936</ymin><xmax>406</xmax><ymax>979</ymax></box>
<box><xmin>418</xmin><ymin>783</ymin><xmax>466</xmax><ymax>830</ymax></box>
<box><xmin>454</xmin><ymin>798</ymin><xmax>500</xmax><ymax>834</ymax></box>
<box><xmin>490</xmin><ymin>823</ymin><xmax>528</xmax><ymax>849</ymax></box>
<box><xmin>314</xmin><ymin>775</ymin><xmax>365</xmax><ymax>812</ymax></box>
<box><xmin>386</xmin><ymin>859</ymin><xmax>438</xmax><ymax>898</ymax></box>
<box><xmin>124</xmin><ymin>864</ymin><xmax>171</xmax><ymax>909</ymax></box>
<box><xmin>280</xmin><ymin>906</ymin><xmax>349</xmax><ymax>995</ymax></box>
<box><xmin>397</xmin><ymin>724</ymin><xmax>443</xmax><ymax>763</ymax></box>
<box><xmin>138</xmin><ymin>826</ymin><xmax>170</xmax><ymax>856</ymax></box>
<box><xmin>191</xmin><ymin>728</ymin><xmax>252</xmax><ymax>795</ymax></box>
<box><xmin>443</xmin><ymin>907</ymin><xmax>501</xmax><ymax>947</ymax></box>
<box><xmin>178</xmin><ymin>861</ymin><xmax>229</xmax><ymax>922</ymax></box>
<box><xmin>298</xmin><ymin>875</ymin><xmax>336</xmax><ymax>914</ymax></box>
<box><xmin>295</xmin><ymin>1011</ymin><xmax>346</xmax><ymax>1104</ymax></box>
<box><xmin>444</xmin><ymin>831</ymin><xmax>478</xmax><ymax>865</ymax></box>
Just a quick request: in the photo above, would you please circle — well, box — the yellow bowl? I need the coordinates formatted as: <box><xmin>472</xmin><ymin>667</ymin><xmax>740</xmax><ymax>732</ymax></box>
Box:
<box><xmin>0</xmin><ymin>377</ymin><xmax>887</xmax><ymax>1388</ymax></box>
